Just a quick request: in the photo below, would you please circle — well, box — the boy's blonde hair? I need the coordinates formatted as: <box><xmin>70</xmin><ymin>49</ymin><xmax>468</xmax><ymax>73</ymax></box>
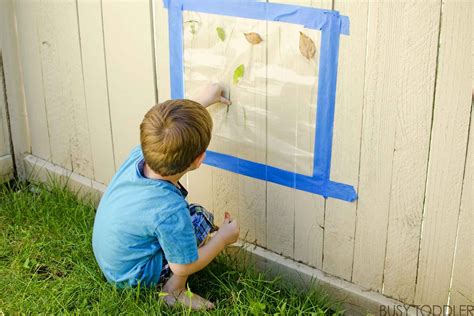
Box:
<box><xmin>140</xmin><ymin>99</ymin><xmax>212</xmax><ymax>176</ymax></box>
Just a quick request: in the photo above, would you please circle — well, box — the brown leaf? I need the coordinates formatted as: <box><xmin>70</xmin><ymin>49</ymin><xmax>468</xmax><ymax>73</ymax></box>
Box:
<box><xmin>299</xmin><ymin>31</ymin><xmax>315</xmax><ymax>60</ymax></box>
<box><xmin>244</xmin><ymin>32</ymin><xmax>263</xmax><ymax>45</ymax></box>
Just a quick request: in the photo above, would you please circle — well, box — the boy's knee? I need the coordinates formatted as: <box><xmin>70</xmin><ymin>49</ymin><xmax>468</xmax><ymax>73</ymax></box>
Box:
<box><xmin>189</xmin><ymin>204</ymin><xmax>217</xmax><ymax>246</ymax></box>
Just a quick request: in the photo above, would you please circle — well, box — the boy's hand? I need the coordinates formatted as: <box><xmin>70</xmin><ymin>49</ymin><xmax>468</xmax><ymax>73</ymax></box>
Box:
<box><xmin>193</xmin><ymin>83</ymin><xmax>231</xmax><ymax>108</ymax></box>
<box><xmin>216</xmin><ymin>213</ymin><xmax>239</xmax><ymax>245</ymax></box>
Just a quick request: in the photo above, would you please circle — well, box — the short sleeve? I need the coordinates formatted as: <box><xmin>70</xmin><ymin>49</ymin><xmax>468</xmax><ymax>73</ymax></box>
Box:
<box><xmin>155</xmin><ymin>210</ymin><xmax>198</xmax><ymax>264</ymax></box>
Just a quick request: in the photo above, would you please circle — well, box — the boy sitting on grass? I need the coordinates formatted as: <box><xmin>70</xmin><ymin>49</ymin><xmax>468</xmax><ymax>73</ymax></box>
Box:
<box><xmin>92</xmin><ymin>84</ymin><xmax>239</xmax><ymax>310</ymax></box>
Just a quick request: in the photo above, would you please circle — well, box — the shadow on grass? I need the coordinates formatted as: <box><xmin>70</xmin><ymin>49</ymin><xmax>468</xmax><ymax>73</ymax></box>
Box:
<box><xmin>0</xmin><ymin>180</ymin><xmax>344</xmax><ymax>315</ymax></box>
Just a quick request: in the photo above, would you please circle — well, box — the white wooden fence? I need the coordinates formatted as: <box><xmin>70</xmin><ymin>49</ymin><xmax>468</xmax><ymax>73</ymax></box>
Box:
<box><xmin>0</xmin><ymin>0</ymin><xmax>472</xmax><ymax>313</ymax></box>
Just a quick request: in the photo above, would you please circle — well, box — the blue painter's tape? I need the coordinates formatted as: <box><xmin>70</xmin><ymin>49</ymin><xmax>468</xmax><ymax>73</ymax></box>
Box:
<box><xmin>164</xmin><ymin>0</ymin><xmax>350</xmax><ymax>35</ymax></box>
<box><xmin>165</xmin><ymin>0</ymin><xmax>358</xmax><ymax>202</ymax></box>
<box><xmin>204</xmin><ymin>151</ymin><xmax>357</xmax><ymax>202</ymax></box>
<box><xmin>168</xmin><ymin>0</ymin><xmax>185</xmax><ymax>99</ymax></box>
<box><xmin>312</xmin><ymin>12</ymin><xmax>340</xmax><ymax>180</ymax></box>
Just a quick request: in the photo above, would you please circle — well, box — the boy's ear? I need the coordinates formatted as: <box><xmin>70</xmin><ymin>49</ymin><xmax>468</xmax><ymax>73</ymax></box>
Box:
<box><xmin>192</xmin><ymin>151</ymin><xmax>206</xmax><ymax>169</ymax></box>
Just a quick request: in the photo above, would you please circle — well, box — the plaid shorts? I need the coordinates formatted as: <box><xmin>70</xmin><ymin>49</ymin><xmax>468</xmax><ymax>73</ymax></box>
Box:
<box><xmin>160</xmin><ymin>204</ymin><xmax>217</xmax><ymax>280</ymax></box>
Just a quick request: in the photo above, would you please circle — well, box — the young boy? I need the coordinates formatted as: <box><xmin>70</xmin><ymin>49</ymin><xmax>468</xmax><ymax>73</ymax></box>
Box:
<box><xmin>92</xmin><ymin>84</ymin><xmax>239</xmax><ymax>310</ymax></box>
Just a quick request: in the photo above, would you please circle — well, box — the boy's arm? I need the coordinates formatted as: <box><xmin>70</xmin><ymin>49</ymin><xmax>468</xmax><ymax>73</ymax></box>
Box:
<box><xmin>168</xmin><ymin>218</ymin><xmax>239</xmax><ymax>277</ymax></box>
<box><xmin>193</xmin><ymin>83</ymin><xmax>231</xmax><ymax>108</ymax></box>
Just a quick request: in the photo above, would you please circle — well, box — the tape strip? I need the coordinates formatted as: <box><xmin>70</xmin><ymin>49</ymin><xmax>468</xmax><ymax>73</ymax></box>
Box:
<box><xmin>164</xmin><ymin>0</ymin><xmax>350</xmax><ymax>35</ymax></box>
<box><xmin>312</xmin><ymin>11</ymin><xmax>340</xmax><ymax>180</ymax></box>
<box><xmin>165</xmin><ymin>0</ymin><xmax>358</xmax><ymax>202</ymax></box>
<box><xmin>204</xmin><ymin>151</ymin><xmax>357</xmax><ymax>202</ymax></box>
<box><xmin>168</xmin><ymin>0</ymin><xmax>184</xmax><ymax>99</ymax></box>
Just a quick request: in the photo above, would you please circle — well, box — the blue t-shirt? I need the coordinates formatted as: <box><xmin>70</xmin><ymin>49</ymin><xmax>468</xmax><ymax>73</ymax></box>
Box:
<box><xmin>92</xmin><ymin>146</ymin><xmax>198</xmax><ymax>287</ymax></box>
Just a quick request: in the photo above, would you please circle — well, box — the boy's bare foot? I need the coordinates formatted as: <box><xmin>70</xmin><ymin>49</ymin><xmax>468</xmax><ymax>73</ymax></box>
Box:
<box><xmin>162</xmin><ymin>288</ymin><xmax>215</xmax><ymax>310</ymax></box>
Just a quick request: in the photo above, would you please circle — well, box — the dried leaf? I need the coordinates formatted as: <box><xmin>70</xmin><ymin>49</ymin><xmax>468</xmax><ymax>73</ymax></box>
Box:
<box><xmin>184</xmin><ymin>20</ymin><xmax>200</xmax><ymax>35</ymax></box>
<box><xmin>233</xmin><ymin>64</ymin><xmax>244</xmax><ymax>85</ymax></box>
<box><xmin>299</xmin><ymin>31</ymin><xmax>315</xmax><ymax>60</ymax></box>
<box><xmin>244</xmin><ymin>32</ymin><xmax>263</xmax><ymax>45</ymax></box>
<box><xmin>216</xmin><ymin>27</ymin><xmax>226</xmax><ymax>41</ymax></box>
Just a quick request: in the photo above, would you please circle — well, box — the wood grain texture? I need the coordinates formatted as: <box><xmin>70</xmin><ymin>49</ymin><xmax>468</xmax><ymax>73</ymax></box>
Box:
<box><xmin>266</xmin><ymin>0</ymin><xmax>325</xmax><ymax>260</ymax></box>
<box><xmin>222</xmin><ymin>16</ymin><xmax>266</xmax><ymax>244</ymax></box>
<box><xmin>76</xmin><ymin>0</ymin><xmax>115</xmax><ymax>184</ymax></box>
<box><xmin>101</xmin><ymin>0</ymin><xmax>155</xmax><ymax>167</ymax></box>
<box><xmin>414</xmin><ymin>0</ymin><xmax>472</xmax><ymax>306</ymax></box>
<box><xmin>154</xmin><ymin>1</ymin><xmax>171</xmax><ymax>102</ymax></box>
<box><xmin>381</xmin><ymin>2</ymin><xmax>441</xmax><ymax>303</ymax></box>
<box><xmin>449</xmin><ymin>105</ymin><xmax>473</xmax><ymax>307</ymax></box>
<box><xmin>0</xmin><ymin>58</ymin><xmax>10</xmax><ymax>157</ymax></box>
<box><xmin>0</xmin><ymin>154</ymin><xmax>13</xmax><ymax>182</ymax></box>
<box><xmin>352</xmin><ymin>1</ymin><xmax>437</xmax><ymax>292</ymax></box>
<box><xmin>14</xmin><ymin>0</ymin><xmax>51</xmax><ymax>161</ymax></box>
<box><xmin>322</xmin><ymin>1</ymin><xmax>368</xmax><ymax>281</ymax></box>
<box><xmin>265</xmin><ymin>15</ymin><xmax>297</xmax><ymax>257</ymax></box>
<box><xmin>37</xmin><ymin>0</ymin><xmax>94</xmax><ymax>177</ymax></box>
<box><xmin>180</xmin><ymin>10</ymin><xmax>219</xmax><ymax>223</ymax></box>
<box><xmin>293</xmin><ymin>0</ymin><xmax>329</xmax><ymax>270</ymax></box>
<box><xmin>0</xmin><ymin>0</ymin><xmax>30</xmax><ymax>178</ymax></box>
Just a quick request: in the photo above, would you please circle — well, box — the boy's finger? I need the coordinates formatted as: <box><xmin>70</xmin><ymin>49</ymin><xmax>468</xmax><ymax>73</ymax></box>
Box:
<box><xmin>220</xmin><ymin>96</ymin><xmax>231</xmax><ymax>105</ymax></box>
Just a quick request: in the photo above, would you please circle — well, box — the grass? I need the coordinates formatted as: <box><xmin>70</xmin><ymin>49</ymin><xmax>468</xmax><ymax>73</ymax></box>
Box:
<box><xmin>0</xmin><ymin>180</ymin><xmax>344</xmax><ymax>315</ymax></box>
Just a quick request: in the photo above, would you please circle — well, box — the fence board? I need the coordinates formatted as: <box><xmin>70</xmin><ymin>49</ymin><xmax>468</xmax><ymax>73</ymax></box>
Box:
<box><xmin>352</xmin><ymin>1</ymin><xmax>439</xmax><ymax>292</ymax></box>
<box><xmin>414</xmin><ymin>0</ymin><xmax>472</xmax><ymax>306</ymax></box>
<box><xmin>101</xmin><ymin>0</ymin><xmax>155</xmax><ymax>167</ymax></box>
<box><xmin>155</xmin><ymin>1</ymin><xmax>171</xmax><ymax>103</ymax></box>
<box><xmin>171</xmin><ymin>7</ymin><xmax>214</xmax><ymax>214</ymax></box>
<box><xmin>265</xmin><ymin>2</ymin><xmax>297</xmax><ymax>256</ymax></box>
<box><xmin>0</xmin><ymin>58</ymin><xmax>10</xmax><ymax>157</ymax></box>
<box><xmin>449</xmin><ymin>106</ymin><xmax>473</xmax><ymax>307</ymax></box>
<box><xmin>37</xmin><ymin>0</ymin><xmax>94</xmax><ymax>177</ymax></box>
<box><xmin>292</xmin><ymin>0</ymin><xmax>329</xmax><ymax>270</ymax></box>
<box><xmin>14</xmin><ymin>1</ymin><xmax>51</xmax><ymax>161</ymax></box>
<box><xmin>381</xmin><ymin>2</ymin><xmax>441</xmax><ymax>303</ymax></box>
<box><xmin>265</xmin><ymin>0</ymin><xmax>327</xmax><ymax>263</ymax></box>
<box><xmin>1</xmin><ymin>0</ymin><xmax>30</xmax><ymax>178</ymax></box>
<box><xmin>323</xmin><ymin>1</ymin><xmax>368</xmax><ymax>281</ymax></box>
<box><xmin>76</xmin><ymin>0</ymin><xmax>115</xmax><ymax>184</ymax></box>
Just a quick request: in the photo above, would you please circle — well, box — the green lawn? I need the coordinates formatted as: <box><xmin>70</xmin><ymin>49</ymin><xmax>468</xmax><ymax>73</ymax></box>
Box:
<box><xmin>0</xmin><ymin>181</ymin><xmax>343</xmax><ymax>315</ymax></box>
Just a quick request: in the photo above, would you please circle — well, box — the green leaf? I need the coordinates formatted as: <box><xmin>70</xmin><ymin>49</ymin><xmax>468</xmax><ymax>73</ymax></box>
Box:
<box><xmin>185</xmin><ymin>284</ymin><xmax>193</xmax><ymax>299</ymax></box>
<box><xmin>216</xmin><ymin>27</ymin><xmax>226</xmax><ymax>41</ymax></box>
<box><xmin>233</xmin><ymin>64</ymin><xmax>245</xmax><ymax>85</ymax></box>
<box><xmin>158</xmin><ymin>291</ymin><xmax>168</xmax><ymax>297</ymax></box>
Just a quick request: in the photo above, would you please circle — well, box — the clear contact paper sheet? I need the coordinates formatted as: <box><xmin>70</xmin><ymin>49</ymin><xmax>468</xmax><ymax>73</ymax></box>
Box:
<box><xmin>165</xmin><ymin>0</ymin><xmax>357</xmax><ymax>202</ymax></box>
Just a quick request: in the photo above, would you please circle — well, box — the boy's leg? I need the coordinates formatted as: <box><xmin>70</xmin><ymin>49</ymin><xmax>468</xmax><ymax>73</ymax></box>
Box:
<box><xmin>188</xmin><ymin>203</ymin><xmax>218</xmax><ymax>246</ymax></box>
<box><xmin>161</xmin><ymin>204</ymin><xmax>217</xmax><ymax>310</ymax></box>
<box><xmin>162</xmin><ymin>274</ymin><xmax>214</xmax><ymax>309</ymax></box>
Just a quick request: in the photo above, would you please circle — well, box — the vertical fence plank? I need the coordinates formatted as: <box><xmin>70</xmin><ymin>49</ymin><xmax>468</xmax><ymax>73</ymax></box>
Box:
<box><xmin>36</xmin><ymin>0</ymin><xmax>94</xmax><ymax>177</ymax></box>
<box><xmin>292</xmin><ymin>0</ymin><xmax>329</xmax><ymax>270</ymax></box>
<box><xmin>449</xmin><ymin>107</ymin><xmax>473</xmax><ymax>306</ymax></box>
<box><xmin>353</xmin><ymin>1</ymin><xmax>440</xmax><ymax>293</ymax></box>
<box><xmin>179</xmin><ymin>10</ymin><xmax>215</xmax><ymax>218</ymax></box>
<box><xmin>265</xmin><ymin>0</ymin><xmax>326</xmax><ymax>263</ymax></box>
<box><xmin>0</xmin><ymin>61</ymin><xmax>10</xmax><ymax>157</ymax></box>
<box><xmin>265</xmin><ymin>0</ymin><xmax>299</xmax><ymax>257</ymax></box>
<box><xmin>14</xmin><ymin>1</ymin><xmax>51</xmax><ymax>162</ymax></box>
<box><xmin>179</xmin><ymin>10</ymin><xmax>218</xmax><ymax>220</ymax></box>
<box><xmin>228</xmin><ymin>18</ymin><xmax>267</xmax><ymax>245</ymax></box>
<box><xmin>352</xmin><ymin>2</ymin><xmax>400</xmax><ymax>291</ymax></box>
<box><xmin>155</xmin><ymin>1</ymin><xmax>171</xmax><ymax>103</ymax></box>
<box><xmin>323</xmin><ymin>1</ymin><xmax>368</xmax><ymax>281</ymax></box>
<box><xmin>414</xmin><ymin>0</ymin><xmax>472</xmax><ymax>306</ymax></box>
<box><xmin>382</xmin><ymin>2</ymin><xmax>441</xmax><ymax>303</ymax></box>
<box><xmin>102</xmin><ymin>0</ymin><xmax>155</xmax><ymax>167</ymax></box>
<box><xmin>76</xmin><ymin>0</ymin><xmax>115</xmax><ymax>184</ymax></box>
<box><xmin>1</xmin><ymin>0</ymin><xmax>30</xmax><ymax>178</ymax></box>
